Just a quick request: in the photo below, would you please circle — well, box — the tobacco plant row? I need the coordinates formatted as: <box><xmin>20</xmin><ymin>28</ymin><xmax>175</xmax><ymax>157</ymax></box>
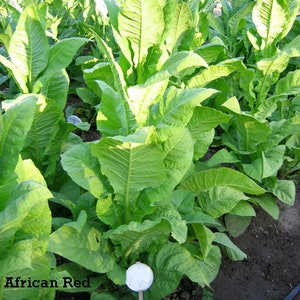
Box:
<box><xmin>0</xmin><ymin>0</ymin><xmax>299</xmax><ymax>299</ymax></box>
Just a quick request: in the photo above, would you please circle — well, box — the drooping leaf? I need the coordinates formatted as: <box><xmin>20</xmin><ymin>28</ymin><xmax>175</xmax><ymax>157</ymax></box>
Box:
<box><xmin>146</xmin><ymin>242</ymin><xmax>212</xmax><ymax>299</ymax></box>
<box><xmin>192</xmin><ymin>223</ymin><xmax>215</xmax><ymax>260</ymax></box>
<box><xmin>48</xmin><ymin>217</ymin><xmax>114</xmax><ymax>273</ymax></box>
<box><xmin>214</xmin><ymin>232</ymin><xmax>247</xmax><ymax>260</ymax></box>
<box><xmin>150</xmin><ymin>86</ymin><xmax>217</xmax><ymax>128</ymax></box>
<box><xmin>197</xmin><ymin>186</ymin><xmax>249</xmax><ymax>218</ymax></box>
<box><xmin>106</xmin><ymin>219</ymin><xmax>171</xmax><ymax>259</ymax></box>
<box><xmin>182</xmin><ymin>167</ymin><xmax>266</xmax><ymax>195</ymax></box>
<box><xmin>253</xmin><ymin>194</ymin><xmax>279</xmax><ymax>220</ymax></box>
<box><xmin>61</xmin><ymin>143</ymin><xmax>107</xmax><ymax>199</ymax></box>
<box><xmin>187</xmin><ymin>59</ymin><xmax>245</xmax><ymax>88</ymax></box>
<box><xmin>44</xmin><ymin>37</ymin><xmax>88</xmax><ymax>77</ymax></box>
<box><xmin>224</xmin><ymin>214</ymin><xmax>252</xmax><ymax>238</ymax></box>
<box><xmin>91</xmin><ymin>128</ymin><xmax>166</xmax><ymax>223</ymax></box>
<box><xmin>0</xmin><ymin>95</ymin><xmax>37</xmax><ymax>184</ymax></box>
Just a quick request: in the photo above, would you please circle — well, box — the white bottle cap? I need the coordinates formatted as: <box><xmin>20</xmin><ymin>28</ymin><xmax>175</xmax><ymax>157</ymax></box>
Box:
<box><xmin>126</xmin><ymin>262</ymin><xmax>154</xmax><ymax>292</ymax></box>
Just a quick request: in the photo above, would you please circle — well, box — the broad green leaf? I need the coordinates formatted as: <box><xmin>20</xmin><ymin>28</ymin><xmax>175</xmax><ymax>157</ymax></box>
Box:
<box><xmin>192</xmin><ymin>223</ymin><xmax>215</xmax><ymax>260</ymax></box>
<box><xmin>0</xmin><ymin>180</ymin><xmax>52</xmax><ymax>257</ymax></box>
<box><xmin>163</xmin><ymin>1</ymin><xmax>193</xmax><ymax>54</ymax></box>
<box><xmin>96</xmin><ymin>195</ymin><xmax>124</xmax><ymax>227</ymax></box>
<box><xmin>0</xmin><ymin>55</ymin><xmax>28</xmax><ymax>92</ymax></box>
<box><xmin>2</xmin><ymin>256</ymin><xmax>54</xmax><ymax>300</ymax></box>
<box><xmin>44</xmin><ymin>37</ymin><xmax>88</xmax><ymax>77</ymax></box>
<box><xmin>92</xmin><ymin>128</ymin><xmax>166</xmax><ymax>223</ymax></box>
<box><xmin>274</xmin><ymin>70</ymin><xmax>300</xmax><ymax>97</ymax></box>
<box><xmin>118</xmin><ymin>0</ymin><xmax>164</xmax><ymax>76</ymax></box>
<box><xmin>96</xmin><ymin>80</ymin><xmax>134</xmax><ymax>136</ymax></box>
<box><xmin>222</xmin><ymin>114</ymin><xmax>271</xmax><ymax>153</ymax></box>
<box><xmin>201</xmin><ymin>148</ymin><xmax>240</xmax><ymax>169</ymax></box>
<box><xmin>252</xmin><ymin>0</ymin><xmax>288</xmax><ymax>48</ymax></box>
<box><xmin>270</xmin><ymin>179</ymin><xmax>295</xmax><ymax>205</ymax></box>
<box><xmin>161</xmin><ymin>51</ymin><xmax>208</xmax><ymax>77</ymax></box>
<box><xmin>242</xmin><ymin>145</ymin><xmax>286</xmax><ymax>181</ymax></box>
<box><xmin>48</xmin><ymin>221</ymin><xmax>114</xmax><ymax>273</ymax></box>
<box><xmin>183</xmin><ymin>208</ymin><xmax>222</xmax><ymax>228</ymax></box>
<box><xmin>188</xmin><ymin>106</ymin><xmax>230</xmax><ymax>136</ymax></box>
<box><xmin>150</xmin><ymin>86</ymin><xmax>217</xmax><ymax>128</ymax></box>
<box><xmin>146</xmin><ymin>242</ymin><xmax>211</xmax><ymax>299</ymax></box>
<box><xmin>197</xmin><ymin>186</ymin><xmax>248</xmax><ymax>218</ymax></box>
<box><xmin>106</xmin><ymin>219</ymin><xmax>171</xmax><ymax>259</ymax></box>
<box><xmin>182</xmin><ymin>167</ymin><xmax>266</xmax><ymax>195</ymax></box>
<box><xmin>84</xmin><ymin>62</ymin><xmax>114</xmax><ymax>94</ymax></box>
<box><xmin>0</xmin><ymin>95</ymin><xmax>37</xmax><ymax>184</ymax></box>
<box><xmin>224</xmin><ymin>214</ymin><xmax>252</xmax><ymax>238</ymax></box>
<box><xmin>36</xmin><ymin>69</ymin><xmax>69</xmax><ymax>110</ymax></box>
<box><xmin>229</xmin><ymin>201</ymin><xmax>256</xmax><ymax>217</ymax></box>
<box><xmin>194</xmin><ymin>42</ymin><xmax>226</xmax><ymax>64</ymax></box>
<box><xmin>93</xmin><ymin>33</ymin><xmax>137</xmax><ymax>134</ymax></box>
<box><xmin>214</xmin><ymin>232</ymin><xmax>247</xmax><ymax>260</ymax></box>
<box><xmin>127</xmin><ymin>77</ymin><xmax>169</xmax><ymax>126</ymax></box>
<box><xmin>187</xmin><ymin>59</ymin><xmax>245</xmax><ymax>88</ymax></box>
<box><xmin>253</xmin><ymin>0</ymin><xmax>299</xmax><ymax>52</ymax></box>
<box><xmin>142</xmin><ymin>128</ymin><xmax>194</xmax><ymax>204</ymax></box>
<box><xmin>22</xmin><ymin>96</ymin><xmax>70</xmax><ymax>180</ymax></box>
<box><xmin>193</xmin><ymin>129</ymin><xmax>215</xmax><ymax>160</ymax></box>
<box><xmin>61</xmin><ymin>143</ymin><xmax>106</xmax><ymax>199</ymax></box>
<box><xmin>149</xmin><ymin>206</ymin><xmax>187</xmax><ymax>244</ymax></box>
<box><xmin>8</xmin><ymin>5</ymin><xmax>48</xmax><ymax>85</ymax></box>
<box><xmin>253</xmin><ymin>194</ymin><xmax>279</xmax><ymax>219</ymax></box>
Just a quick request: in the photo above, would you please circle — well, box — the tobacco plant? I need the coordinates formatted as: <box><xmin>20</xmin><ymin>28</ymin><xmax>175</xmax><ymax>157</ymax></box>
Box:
<box><xmin>0</xmin><ymin>0</ymin><xmax>299</xmax><ymax>300</ymax></box>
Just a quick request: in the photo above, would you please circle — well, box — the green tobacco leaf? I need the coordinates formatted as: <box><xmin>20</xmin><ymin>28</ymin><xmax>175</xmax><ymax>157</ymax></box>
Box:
<box><xmin>0</xmin><ymin>180</ymin><xmax>52</xmax><ymax>276</ymax></box>
<box><xmin>146</xmin><ymin>242</ymin><xmax>219</xmax><ymax>299</ymax></box>
<box><xmin>48</xmin><ymin>219</ymin><xmax>114</xmax><ymax>273</ymax></box>
<box><xmin>253</xmin><ymin>194</ymin><xmax>279</xmax><ymax>219</ymax></box>
<box><xmin>118</xmin><ymin>0</ymin><xmax>164</xmax><ymax>72</ymax></box>
<box><xmin>270</xmin><ymin>179</ymin><xmax>295</xmax><ymax>205</ymax></box>
<box><xmin>214</xmin><ymin>232</ymin><xmax>247</xmax><ymax>260</ymax></box>
<box><xmin>192</xmin><ymin>223</ymin><xmax>215</xmax><ymax>260</ymax></box>
<box><xmin>142</xmin><ymin>128</ymin><xmax>194</xmax><ymax>204</ymax></box>
<box><xmin>182</xmin><ymin>167</ymin><xmax>266</xmax><ymax>195</ymax></box>
<box><xmin>127</xmin><ymin>76</ymin><xmax>169</xmax><ymax>126</ymax></box>
<box><xmin>8</xmin><ymin>5</ymin><xmax>48</xmax><ymax>86</ymax></box>
<box><xmin>229</xmin><ymin>201</ymin><xmax>256</xmax><ymax>217</ymax></box>
<box><xmin>92</xmin><ymin>129</ymin><xmax>166</xmax><ymax>223</ymax></box>
<box><xmin>197</xmin><ymin>186</ymin><xmax>248</xmax><ymax>218</ymax></box>
<box><xmin>61</xmin><ymin>143</ymin><xmax>106</xmax><ymax>199</ymax></box>
<box><xmin>106</xmin><ymin>219</ymin><xmax>171</xmax><ymax>259</ymax></box>
<box><xmin>161</xmin><ymin>51</ymin><xmax>208</xmax><ymax>79</ymax></box>
<box><xmin>224</xmin><ymin>214</ymin><xmax>252</xmax><ymax>238</ymax></box>
<box><xmin>0</xmin><ymin>95</ymin><xmax>37</xmax><ymax>184</ymax></box>
<box><xmin>274</xmin><ymin>70</ymin><xmax>300</xmax><ymax>97</ymax></box>
<box><xmin>22</xmin><ymin>96</ymin><xmax>70</xmax><ymax>180</ymax></box>
<box><xmin>93</xmin><ymin>33</ymin><xmax>137</xmax><ymax>135</ymax></box>
<box><xmin>44</xmin><ymin>37</ymin><xmax>87</xmax><ymax>77</ymax></box>
<box><xmin>0</xmin><ymin>55</ymin><xmax>28</xmax><ymax>93</ymax></box>
<box><xmin>36</xmin><ymin>69</ymin><xmax>69</xmax><ymax>110</ymax></box>
<box><xmin>252</xmin><ymin>0</ymin><xmax>299</xmax><ymax>50</ymax></box>
<box><xmin>222</xmin><ymin>114</ymin><xmax>271</xmax><ymax>153</ymax></box>
<box><xmin>252</xmin><ymin>0</ymin><xmax>288</xmax><ymax>48</ymax></box>
<box><xmin>163</xmin><ymin>1</ymin><xmax>193</xmax><ymax>54</ymax></box>
<box><xmin>189</xmin><ymin>106</ymin><xmax>230</xmax><ymax>135</ymax></box>
<box><xmin>150</xmin><ymin>86</ymin><xmax>217</xmax><ymax>128</ymax></box>
<box><xmin>96</xmin><ymin>80</ymin><xmax>135</xmax><ymax>136</ymax></box>
<box><xmin>187</xmin><ymin>59</ymin><xmax>245</xmax><ymax>88</ymax></box>
<box><xmin>243</xmin><ymin>145</ymin><xmax>286</xmax><ymax>181</ymax></box>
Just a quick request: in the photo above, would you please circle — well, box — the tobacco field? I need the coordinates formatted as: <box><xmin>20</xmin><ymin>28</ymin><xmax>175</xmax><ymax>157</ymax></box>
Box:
<box><xmin>0</xmin><ymin>0</ymin><xmax>299</xmax><ymax>299</ymax></box>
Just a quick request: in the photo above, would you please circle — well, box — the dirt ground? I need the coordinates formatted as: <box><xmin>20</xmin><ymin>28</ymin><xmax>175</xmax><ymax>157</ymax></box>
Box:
<box><xmin>164</xmin><ymin>191</ymin><xmax>300</xmax><ymax>300</ymax></box>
